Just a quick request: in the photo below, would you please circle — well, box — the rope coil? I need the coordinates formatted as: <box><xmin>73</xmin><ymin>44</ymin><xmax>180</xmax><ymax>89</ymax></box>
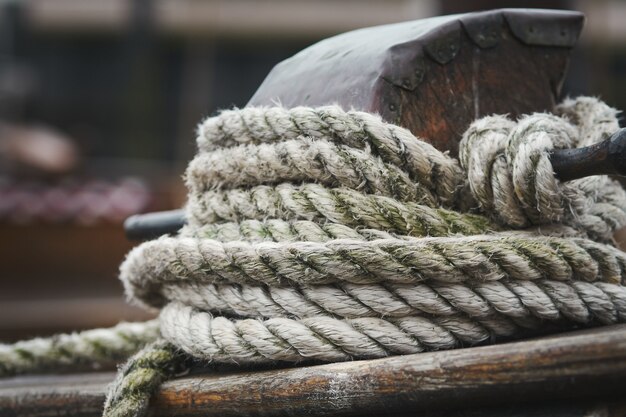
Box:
<box><xmin>114</xmin><ymin>97</ymin><xmax>626</xmax><ymax>385</ymax></box>
<box><xmin>2</xmin><ymin>96</ymin><xmax>626</xmax><ymax>417</ymax></box>
<box><xmin>125</xmin><ymin>95</ymin><xmax>626</xmax><ymax>359</ymax></box>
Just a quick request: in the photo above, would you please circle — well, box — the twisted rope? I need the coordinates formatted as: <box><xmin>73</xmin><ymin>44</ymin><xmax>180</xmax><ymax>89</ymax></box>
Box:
<box><xmin>2</xmin><ymin>97</ymin><xmax>625</xmax><ymax>417</ymax></box>
<box><xmin>187</xmin><ymin>138</ymin><xmax>440</xmax><ymax>205</ymax></box>
<box><xmin>107</xmin><ymin>97</ymin><xmax>626</xmax><ymax>416</ymax></box>
<box><xmin>103</xmin><ymin>340</ymin><xmax>187</xmax><ymax>417</ymax></box>
<box><xmin>123</xmin><ymin>235</ymin><xmax>625</xmax><ymax>307</ymax></box>
<box><xmin>459</xmin><ymin>99</ymin><xmax>626</xmax><ymax>239</ymax></box>
<box><xmin>196</xmin><ymin>105</ymin><xmax>465</xmax><ymax>206</ymax></box>
<box><xmin>186</xmin><ymin>183</ymin><xmax>491</xmax><ymax>234</ymax></box>
<box><xmin>118</xmin><ymin>95</ymin><xmax>626</xmax><ymax>354</ymax></box>
<box><xmin>0</xmin><ymin>321</ymin><xmax>159</xmax><ymax>377</ymax></box>
<box><xmin>159</xmin><ymin>280</ymin><xmax>626</xmax><ymax>324</ymax></box>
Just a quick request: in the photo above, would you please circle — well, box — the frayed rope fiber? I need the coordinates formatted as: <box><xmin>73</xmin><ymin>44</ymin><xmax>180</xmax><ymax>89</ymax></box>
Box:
<box><xmin>2</xmin><ymin>97</ymin><xmax>626</xmax><ymax>417</ymax></box>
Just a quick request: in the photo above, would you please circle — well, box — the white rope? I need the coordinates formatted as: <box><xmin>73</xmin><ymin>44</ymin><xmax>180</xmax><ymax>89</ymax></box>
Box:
<box><xmin>459</xmin><ymin>107</ymin><xmax>626</xmax><ymax>239</ymax></box>
<box><xmin>2</xmin><ymin>97</ymin><xmax>626</xmax><ymax>417</ymax></box>
<box><xmin>118</xmin><ymin>96</ymin><xmax>626</xmax><ymax>366</ymax></box>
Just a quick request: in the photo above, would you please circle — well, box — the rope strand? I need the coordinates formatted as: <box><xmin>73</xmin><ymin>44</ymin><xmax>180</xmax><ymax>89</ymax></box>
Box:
<box><xmin>0</xmin><ymin>321</ymin><xmax>159</xmax><ymax>377</ymax></box>
<box><xmin>121</xmin><ymin>97</ymin><xmax>626</xmax><ymax>377</ymax></box>
<box><xmin>1</xmin><ymin>97</ymin><xmax>625</xmax><ymax>417</ymax></box>
<box><xmin>122</xmin><ymin>234</ymin><xmax>625</xmax><ymax>309</ymax></box>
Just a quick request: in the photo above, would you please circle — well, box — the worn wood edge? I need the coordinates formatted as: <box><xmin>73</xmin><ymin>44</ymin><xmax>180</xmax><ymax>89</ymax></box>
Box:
<box><xmin>249</xmin><ymin>9</ymin><xmax>584</xmax><ymax>104</ymax></box>
<box><xmin>502</xmin><ymin>8</ymin><xmax>584</xmax><ymax>47</ymax></box>
<box><xmin>1</xmin><ymin>324</ymin><xmax>626</xmax><ymax>417</ymax></box>
<box><xmin>248</xmin><ymin>9</ymin><xmax>581</xmax><ymax>157</ymax></box>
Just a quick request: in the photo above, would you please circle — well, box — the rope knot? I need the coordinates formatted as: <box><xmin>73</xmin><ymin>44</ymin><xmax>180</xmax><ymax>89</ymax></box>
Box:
<box><xmin>460</xmin><ymin>113</ymin><xmax>580</xmax><ymax>228</ymax></box>
<box><xmin>3</xmin><ymin>97</ymin><xmax>626</xmax><ymax>417</ymax></box>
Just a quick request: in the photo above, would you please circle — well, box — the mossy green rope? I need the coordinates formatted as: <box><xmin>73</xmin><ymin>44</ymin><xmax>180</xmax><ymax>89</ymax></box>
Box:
<box><xmin>103</xmin><ymin>340</ymin><xmax>187</xmax><ymax>417</ymax></box>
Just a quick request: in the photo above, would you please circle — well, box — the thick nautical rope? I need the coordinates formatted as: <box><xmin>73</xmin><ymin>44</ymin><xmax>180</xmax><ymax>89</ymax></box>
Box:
<box><xmin>459</xmin><ymin>100</ymin><xmax>626</xmax><ymax>239</ymax></box>
<box><xmin>2</xmin><ymin>97</ymin><xmax>626</xmax><ymax>417</ymax></box>
<box><xmin>103</xmin><ymin>97</ymin><xmax>626</xmax><ymax>416</ymax></box>
<box><xmin>120</xmin><ymin>96</ymin><xmax>626</xmax><ymax>350</ymax></box>
<box><xmin>102</xmin><ymin>341</ymin><xmax>188</xmax><ymax>417</ymax></box>
<box><xmin>0</xmin><ymin>321</ymin><xmax>159</xmax><ymax>377</ymax></box>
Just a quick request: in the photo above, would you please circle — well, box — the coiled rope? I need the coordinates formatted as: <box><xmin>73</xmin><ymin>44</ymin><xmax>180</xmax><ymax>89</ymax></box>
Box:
<box><xmin>2</xmin><ymin>97</ymin><xmax>626</xmax><ymax>417</ymax></box>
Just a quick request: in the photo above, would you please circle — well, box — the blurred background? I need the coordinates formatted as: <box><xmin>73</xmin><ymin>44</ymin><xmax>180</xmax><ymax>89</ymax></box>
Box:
<box><xmin>0</xmin><ymin>0</ymin><xmax>624</xmax><ymax>341</ymax></box>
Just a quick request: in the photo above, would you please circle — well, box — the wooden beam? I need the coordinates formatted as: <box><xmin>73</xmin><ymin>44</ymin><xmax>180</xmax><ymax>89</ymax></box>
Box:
<box><xmin>1</xmin><ymin>324</ymin><xmax>626</xmax><ymax>416</ymax></box>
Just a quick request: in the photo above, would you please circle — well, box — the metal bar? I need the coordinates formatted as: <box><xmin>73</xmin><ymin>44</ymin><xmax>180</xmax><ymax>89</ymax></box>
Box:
<box><xmin>550</xmin><ymin>128</ymin><xmax>626</xmax><ymax>181</ymax></box>
<box><xmin>124</xmin><ymin>209</ymin><xmax>186</xmax><ymax>240</ymax></box>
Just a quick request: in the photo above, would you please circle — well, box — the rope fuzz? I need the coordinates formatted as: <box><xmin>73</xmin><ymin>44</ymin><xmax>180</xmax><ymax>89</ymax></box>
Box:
<box><xmin>0</xmin><ymin>321</ymin><xmax>159</xmax><ymax>377</ymax></box>
<box><xmin>103</xmin><ymin>340</ymin><xmax>187</xmax><ymax>417</ymax></box>
<box><xmin>121</xmin><ymin>97</ymin><xmax>626</xmax><ymax>377</ymax></box>
<box><xmin>1</xmin><ymin>97</ymin><xmax>625</xmax><ymax>417</ymax></box>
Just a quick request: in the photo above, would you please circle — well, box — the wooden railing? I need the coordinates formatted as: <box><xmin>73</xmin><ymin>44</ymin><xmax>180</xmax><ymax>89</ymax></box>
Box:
<box><xmin>2</xmin><ymin>324</ymin><xmax>626</xmax><ymax>417</ymax></box>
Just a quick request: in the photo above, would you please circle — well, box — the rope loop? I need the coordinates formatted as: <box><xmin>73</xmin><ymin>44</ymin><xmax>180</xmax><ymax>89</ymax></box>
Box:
<box><xmin>3</xmin><ymin>97</ymin><xmax>626</xmax><ymax>417</ymax></box>
<box><xmin>460</xmin><ymin>113</ymin><xmax>579</xmax><ymax>226</ymax></box>
<box><xmin>459</xmin><ymin>99</ymin><xmax>626</xmax><ymax>240</ymax></box>
<box><xmin>113</xmin><ymin>96</ymin><xmax>626</xmax><ymax>371</ymax></box>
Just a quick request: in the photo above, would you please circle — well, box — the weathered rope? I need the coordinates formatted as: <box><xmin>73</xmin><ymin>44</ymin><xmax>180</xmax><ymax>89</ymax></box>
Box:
<box><xmin>459</xmin><ymin>112</ymin><xmax>626</xmax><ymax>239</ymax></box>
<box><xmin>160</xmin><ymin>280</ymin><xmax>626</xmax><ymax>325</ymax></box>
<box><xmin>0</xmin><ymin>320</ymin><xmax>159</xmax><ymax>377</ymax></box>
<box><xmin>102</xmin><ymin>340</ymin><xmax>187</xmax><ymax>417</ymax></box>
<box><xmin>124</xmin><ymin>235</ymin><xmax>625</xmax><ymax>305</ymax></box>
<box><xmin>188</xmin><ymin>138</ymin><xmax>441</xmax><ymax>205</ymax></box>
<box><xmin>196</xmin><ymin>105</ymin><xmax>465</xmax><ymax>206</ymax></box>
<box><xmin>1</xmin><ymin>97</ymin><xmax>625</xmax><ymax>417</ymax></box>
<box><xmin>113</xmin><ymin>97</ymin><xmax>626</xmax><ymax>416</ymax></box>
<box><xmin>186</xmin><ymin>183</ymin><xmax>491</xmax><ymax>234</ymax></box>
<box><xmin>189</xmin><ymin>98</ymin><xmax>626</xmax><ymax>238</ymax></box>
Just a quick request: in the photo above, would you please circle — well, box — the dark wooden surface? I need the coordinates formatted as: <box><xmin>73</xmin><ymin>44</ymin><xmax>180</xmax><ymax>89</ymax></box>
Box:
<box><xmin>249</xmin><ymin>9</ymin><xmax>583</xmax><ymax>157</ymax></box>
<box><xmin>1</xmin><ymin>324</ymin><xmax>626</xmax><ymax>417</ymax></box>
<box><xmin>124</xmin><ymin>9</ymin><xmax>589</xmax><ymax>241</ymax></box>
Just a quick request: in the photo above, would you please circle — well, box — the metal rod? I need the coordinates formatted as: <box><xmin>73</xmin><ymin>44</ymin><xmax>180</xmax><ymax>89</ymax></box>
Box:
<box><xmin>124</xmin><ymin>209</ymin><xmax>186</xmax><ymax>241</ymax></box>
<box><xmin>550</xmin><ymin>128</ymin><xmax>626</xmax><ymax>181</ymax></box>
<box><xmin>124</xmin><ymin>128</ymin><xmax>626</xmax><ymax>241</ymax></box>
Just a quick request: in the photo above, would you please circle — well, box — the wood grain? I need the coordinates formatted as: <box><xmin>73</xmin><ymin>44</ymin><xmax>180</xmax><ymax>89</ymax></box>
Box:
<box><xmin>396</xmin><ymin>26</ymin><xmax>571</xmax><ymax>156</ymax></box>
<box><xmin>1</xmin><ymin>324</ymin><xmax>626</xmax><ymax>417</ymax></box>
<box><xmin>249</xmin><ymin>9</ymin><xmax>583</xmax><ymax>157</ymax></box>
